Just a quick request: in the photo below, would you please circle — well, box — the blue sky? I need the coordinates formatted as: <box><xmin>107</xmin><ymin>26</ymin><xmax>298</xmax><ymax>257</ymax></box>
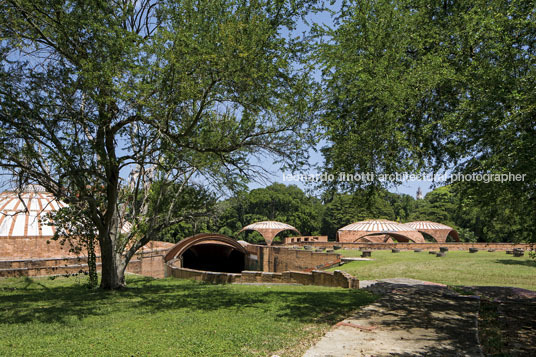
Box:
<box><xmin>247</xmin><ymin>145</ymin><xmax>434</xmax><ymax>199</ymax></box>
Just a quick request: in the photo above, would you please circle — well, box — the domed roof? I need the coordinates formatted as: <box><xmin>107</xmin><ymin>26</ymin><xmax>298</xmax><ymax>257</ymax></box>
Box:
<box><xmin>238</xmin><ymin>221</ymin><xmax>301</xmax><ymax>246</ymax></box>
<box><xmin>0</xmin><ymin>189</ymin><xmax>67</xmax><ymax>238</ymax></box>
<box><xmin>405</xmin><ymin>221</ymin><xmax>454</xmax><ymax>230</ymax></box>
<box><xmin>338</xmin><ymin>219</ymin><xmax>416</xmax><ymax>232</ymax></box>
<box><xmin>0</xmin><ymin>188</ymin><xmax>134</xmax><ymax>238</ymax></box>
<box><xmin>240</xmin><ymin>221</ymin><xmax>298</xmax><ymax>231</ymax></box>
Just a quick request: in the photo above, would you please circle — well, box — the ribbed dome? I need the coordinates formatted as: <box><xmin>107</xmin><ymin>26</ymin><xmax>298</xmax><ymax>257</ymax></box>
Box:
<box><xmin>0</xmin><ymin>190</ymin><xmax>67</xmax><ymax>238</ymax></box>
<box><xmin>405</xmin><ymin>221</ymin><xmax>453</xmax><ymax>230</ymax></box>
<box><xmin>338</xmin><ymin>219</ymin><xmax>416</xmax><ymax>232</ymax></box>
<box><xmin>0</xmin><ymin>189</ymin><xmax>133</xmax><ymax>238</ymax></box>
<box><xmin>241</xmin><ymin>221</ymin><xmax>298</xmax><ymax>231</ymax></box>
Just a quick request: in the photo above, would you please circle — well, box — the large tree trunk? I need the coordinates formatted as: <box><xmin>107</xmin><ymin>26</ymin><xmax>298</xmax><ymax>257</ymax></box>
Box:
<box><xmin>99</xmin><ymin>233</ymin><xmax>127</xmax><ymax>289</ymax></box>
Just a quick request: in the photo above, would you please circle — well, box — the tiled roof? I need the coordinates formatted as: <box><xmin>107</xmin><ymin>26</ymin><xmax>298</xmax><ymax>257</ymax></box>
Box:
<box><xmin>338</xmin><ymin>219</ymin><xmax>417</xmax><ymax>232</ymax></box>
<box><xmin>0</xmin><ymin>190</ymin><xmax>66</xmax><ymax>237</ymax></box>
<box><xmin>241</xmin><ymin>221</ymin><xmax>299</xmax><ymax>231</ymax></box>
<box><xmin>405</xmin><ymin>221</ymin><xmax>454</xmax><ymax>231</ymax></box>
<box><xmin>1</xmin><ymin>189</ymin><xmax>132</xmax><ymax>238</ymax></box>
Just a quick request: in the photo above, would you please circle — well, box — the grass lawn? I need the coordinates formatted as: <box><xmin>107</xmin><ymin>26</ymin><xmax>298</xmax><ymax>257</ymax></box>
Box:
<box><xmin>330</xmin><ymin>250</ymin><xmax>536</xmax><ymax>290</ymax></box>
<box><xmin>0</xmin><ymin>275</ymin><xmax>375</xmax><ymax>357</ymax></box>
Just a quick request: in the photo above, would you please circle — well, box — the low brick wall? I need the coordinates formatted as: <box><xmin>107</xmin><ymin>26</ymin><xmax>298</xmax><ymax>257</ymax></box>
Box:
<box><xmin>0</xmin><ymin>237</ymin><xmax>174</xmax><ymax>260</ymax></box>
<box><xmin>284</xmin><ymin>235</ymin><xmax>328</xmax><ymax>244</ymax></box>
<box><xmin>167</xmin><ymin>263</ymin><xmax>359</xmax><ymax>289</ymax></box>
<box><xmin>244</xmin><ymin>245</ymin><xmax>342</xmax><ymax>272</ymax></box>
<box><xmin>284</xmin><ymin>242</ymin><xmax>533</xmax><ymax>251</ymax></box>
<box><xmin>0</xmin><ymin>247</ymin><xmax>171</xmax><ymax>279</ymax></box>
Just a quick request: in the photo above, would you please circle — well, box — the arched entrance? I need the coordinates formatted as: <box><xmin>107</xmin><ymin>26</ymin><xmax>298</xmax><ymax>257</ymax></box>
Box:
<box><xmin>165</xmin><ymin>233</ymin><xmax>247</xmax><ymax>273</ymax></box>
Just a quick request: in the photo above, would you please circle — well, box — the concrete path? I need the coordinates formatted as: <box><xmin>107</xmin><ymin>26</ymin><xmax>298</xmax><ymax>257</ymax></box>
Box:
<box><xmin>304</xmin><ymin>279</ymin><xmax>483</xmax><ymax>357</ymax></box>
<box><xmin>341</xmin><ymin>257</ymin><xmax>374</xmax><ymax>262</ymax></box>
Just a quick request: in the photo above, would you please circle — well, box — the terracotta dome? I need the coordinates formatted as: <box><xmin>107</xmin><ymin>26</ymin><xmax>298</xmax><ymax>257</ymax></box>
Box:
<box><xmin>0</xmin><ymin>187</ymin><xmax>132</xmax><ymax>238</ymax></box>
<box><xmin>0</xmin><ymin>187</ymin><xmax>66</xmax><ymax>238</ymax></box>
<box><xmin>337</xmin><ymin>219</ymin><xmax>425</xmax><ymax>243</ymax></box>
<box><xmin>405</xmin><ymin>221</ymin><xmax>459</xmax><ymax>242</ymax></box>
<box><xmin>238</xmin><ymin>221</ymin><xmax>300</xmax><ymax>245</ymax></box>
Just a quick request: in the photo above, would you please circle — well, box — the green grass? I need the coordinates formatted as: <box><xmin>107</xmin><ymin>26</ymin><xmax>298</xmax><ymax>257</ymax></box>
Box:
<box><xmin>330</xmin><ymin>250</ymin><xmax>536</xmax><ymax>290</ymax></box>
<box><xmin>0</xmin><ymin>275</ymin><xmax>375</xmax><ymax>357</ymax></box>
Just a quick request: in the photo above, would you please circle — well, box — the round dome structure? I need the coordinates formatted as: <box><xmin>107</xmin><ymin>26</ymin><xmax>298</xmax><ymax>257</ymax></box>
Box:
<box><xmin>405</xmin><ymin>221</ymin><xmax>459</xmax><ymax>242</ymax></box>
<box><xmin>337</xmin><ymin>219</ymin><xmax>425</xmax><ymax>243</ymax></box>
<box><xmin>238</xmin><ymin>221</ymin><xmax>301</xmax><ymax>245</ymax></box>
<box><xmin>0</xmin><ymin>188</ymin><xmax>67</xmax><ymax>238</ymax></box>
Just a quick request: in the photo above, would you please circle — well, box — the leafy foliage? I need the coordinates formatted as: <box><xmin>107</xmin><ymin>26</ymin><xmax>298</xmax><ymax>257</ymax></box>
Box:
<box><xmin>315</xmin><ymin>0</ymin><xmax>536</xmax><ymax>244</ymax></box>
<box><xmin>210</xmin><ymin>183</ymin><xmax>323</xmax><ymax>243</ymax></box>
<box><xmin>0</xmin><ymin>0</ymin><xmax>318</xmax><ymax>288</ymax></box>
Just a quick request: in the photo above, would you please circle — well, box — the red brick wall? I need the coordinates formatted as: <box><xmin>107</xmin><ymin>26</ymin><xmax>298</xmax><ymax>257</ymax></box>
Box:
<box><xmin>0</xmin><ymin>236</ymin><xmax>174</xmax><ymax>260</ymax></box>
<box><xmin>0</xmin><ymin>236</ymin><xmax>81</xmax><ymax>259</ymax></box>
<box><xmin>244</xmin><ymin>245</ymin><xmax>341</xmax><ymax>272</ymax></box>
<box><xmin>0</xmin><ymin>245</ymin><xmax>173</xmax><ymax>279</ymax></box>
<box><xmin>284</xmin><ymin>241</ymin><xmax>532</xmax><ymax>251</ymax></box>
<box><xmin>284</xmin><ymin>236</ymin><xmax>328</xmax><ymax>244</ymax></box>
<box><xmin>167</xmin><ymin>264</ymin><xmax>359</xmax><ymax>289</ymax></box>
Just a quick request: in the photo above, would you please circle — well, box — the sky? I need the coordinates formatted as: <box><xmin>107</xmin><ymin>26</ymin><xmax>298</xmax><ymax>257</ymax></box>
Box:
<box><xmin>247</xmin><ymin>144</ymin><xmax>434</xmax><ymax>199</ymax></box>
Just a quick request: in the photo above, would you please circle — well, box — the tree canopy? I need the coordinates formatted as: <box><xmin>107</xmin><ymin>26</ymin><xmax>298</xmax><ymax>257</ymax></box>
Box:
<box><xmin>315</xmin><ymin>0</ymin><xmax>536</xmax><ymax>242</ymax></box>
<box><xmin>0</xmin><ymin>0</ymin><xmax>317</xmax><ymax>288</ymax></box>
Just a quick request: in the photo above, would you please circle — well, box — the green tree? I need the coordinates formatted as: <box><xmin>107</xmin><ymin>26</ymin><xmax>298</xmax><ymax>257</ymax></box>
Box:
<box><xmin>316</xmin><ymin>0</ymin><xmax>536</xmax><ymax>243</ymax></box>
<box><xmin>214</xmin><ymin>183</ymin><xmax>323</xmax><ymax>243</ymax></box>
<box><xmin>0</xmin><ymin>0</ymin><xmax>316</xmax><ymax>289</ymax></box>
<box><xmin>143</xmin><ymin>181</ymin><xmax>218</xmax><ymax>243</ymax></box>
<box><xmin>410</xmin><ymin>186</ymin><xmax>457</xmax><ymax>227</ymax></box>
<box><xmin>320</xmin><ymin>189</ymin><xmax>396</xmax><ymax>240</ymax></box>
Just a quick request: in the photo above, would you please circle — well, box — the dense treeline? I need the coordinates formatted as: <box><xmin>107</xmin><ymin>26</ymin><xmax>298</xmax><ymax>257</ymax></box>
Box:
<box><xmin>159</xmin><ymin>182</ymin><xmax>528</xmax><ymax>244</ymax></box>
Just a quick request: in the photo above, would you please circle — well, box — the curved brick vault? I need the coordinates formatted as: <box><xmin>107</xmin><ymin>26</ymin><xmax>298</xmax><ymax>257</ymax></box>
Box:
<box><xmin>354</xmin><ymin>234</ymin><xmax>394</xmax><ymax>243</ymax></box>
<box><xmin>238</xmin><ymin>221</ymin><xmax>301</xmax><ymax>245</ymax></box>
<box><xmin>406</xmin><ymin>221</ymin><xmax>460</xmax><ymax>243</ymax></box>
<box><xmin>165</xmin><ymin>233</ymin><xmax>248</xmax><ymax>273</ymax></box>
<box><xmin>337</xmin><ymin>219</ymin><xmax>425</xmax><ymax>243</ymax></box>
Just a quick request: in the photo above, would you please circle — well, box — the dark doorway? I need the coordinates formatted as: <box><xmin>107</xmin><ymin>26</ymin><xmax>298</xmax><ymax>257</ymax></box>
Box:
<box><xmin>422</xmin><ymin>232</ymin><xmax>437</xmax><ymax>242</ymax></box>
<box><xmin>181</xmin><ymin>243</ymin><xmax>246</xmax><ymax>273</ymax></box>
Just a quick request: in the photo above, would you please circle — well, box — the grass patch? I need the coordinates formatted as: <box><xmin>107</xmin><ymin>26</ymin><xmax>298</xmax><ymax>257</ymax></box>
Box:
<box><xmin>0</xmin><ymin>275</ymin><xmax>375</xmax><ymax>356</ymax></box>
<box><xmin>332</xmin><ymin>250</ymin><xmax>536</xmax><ymax>290</ymax></box>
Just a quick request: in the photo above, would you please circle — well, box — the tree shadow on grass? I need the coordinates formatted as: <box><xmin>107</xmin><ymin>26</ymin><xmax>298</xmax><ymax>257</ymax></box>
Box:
<box><xmin>0</xmin><ymin>276</ymin><xmax>376</xmax><ymax>326</ymax></box>
<box><xmin>495</xmin><ymin>259</ymin><xmax>536</xmax><ymax>268</ymax></box>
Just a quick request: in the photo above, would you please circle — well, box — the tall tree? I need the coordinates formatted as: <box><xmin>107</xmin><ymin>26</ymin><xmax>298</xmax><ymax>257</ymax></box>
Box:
<box><xmin>0</xmin><ymin>0</ymin><xmax>316</xmax><ymax>289</ymax></box>
<box><xmin>316</xmin><ymin>0</ymin><xmax>536</xmax><ymax>242</ymax></box>
<box><xmin>320</xmin><ymin>190</ymin><xmax>396</xmax><ymax>240</ymax></box>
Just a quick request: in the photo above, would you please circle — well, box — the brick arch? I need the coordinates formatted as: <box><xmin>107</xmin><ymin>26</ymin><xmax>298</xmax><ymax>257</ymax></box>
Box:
<box><xmin>164</xmin><ymin>233</ymin><xmax>248</xmax><ymax>273</ymax></box>
<box><xmin>405</xmin><ymin>221</ymin><xmax>460</xmax><ymax>243</ymax></box>
<box><xmin>355</xmin><ymin>231</ymin><xmax>424</xmax><ymax>243</ymax></box>
<box><xmin>423</xmin><ymin>229</ymin><xmax>459</xmax><ymax>243</ymax></box>
<box><xmin>164</xmin><ymin>233</ymin><xmax>247</xmax><ymax>262</ymax></box>
<box><xmin>355</xmin><ymin>234</ymin><xmax>394</xmax><ymax>243</ymax></box>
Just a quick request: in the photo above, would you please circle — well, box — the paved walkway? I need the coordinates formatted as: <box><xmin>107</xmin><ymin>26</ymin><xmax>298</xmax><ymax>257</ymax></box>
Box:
<box><xmin>304</xmin><ymin>279</ymin><xmax>483</xmax><ymax>357</ymax></box>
